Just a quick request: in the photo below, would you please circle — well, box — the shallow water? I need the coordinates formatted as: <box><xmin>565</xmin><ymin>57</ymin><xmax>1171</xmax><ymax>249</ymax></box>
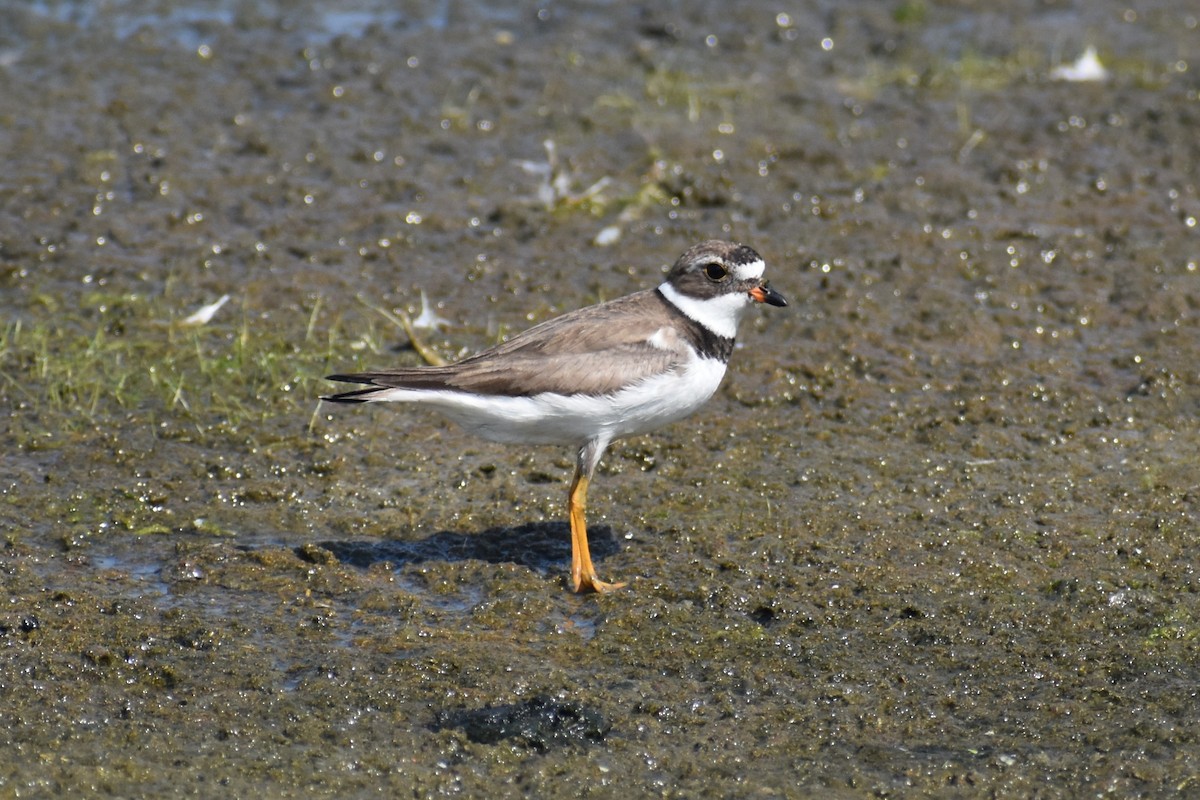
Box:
<box><xmin>2</xmin><ymin>0</ymin><xmax>1199</xmax><ymax>796</ymax></box>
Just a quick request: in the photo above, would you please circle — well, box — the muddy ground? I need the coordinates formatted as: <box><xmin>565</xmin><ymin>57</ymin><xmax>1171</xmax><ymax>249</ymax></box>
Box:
<box><xmin>2</xmin><ymin>1</ymin><xmax>1198</xmax><ymax>797</ymax></box>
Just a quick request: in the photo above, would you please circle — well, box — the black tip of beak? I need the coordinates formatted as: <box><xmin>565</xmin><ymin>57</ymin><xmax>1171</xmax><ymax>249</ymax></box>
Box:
<box><xmin>753</xmin><ymin>283</ymin><xmax>788</xmax><ymax>307</ymax></box>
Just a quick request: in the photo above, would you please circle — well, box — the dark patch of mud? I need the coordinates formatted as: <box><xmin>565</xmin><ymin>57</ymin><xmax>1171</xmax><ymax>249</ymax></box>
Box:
<box><xmin>436</xmin><ymin>696</ymin><xmax>610</xmax><ymax>751</ymax></box>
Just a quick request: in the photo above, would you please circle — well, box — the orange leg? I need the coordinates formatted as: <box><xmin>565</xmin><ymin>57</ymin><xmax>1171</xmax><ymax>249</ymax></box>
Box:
<box><xmin>568</xmin><ymin>469</ymin><xmax>626</xmax><ymax>594</ymax></box>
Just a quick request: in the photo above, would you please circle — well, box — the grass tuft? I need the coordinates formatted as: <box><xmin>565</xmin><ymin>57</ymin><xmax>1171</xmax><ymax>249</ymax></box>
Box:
<box><xmin>1</xmin><ymin>292</ymin><xmax>375</xmax><ymax>448</ymax></box>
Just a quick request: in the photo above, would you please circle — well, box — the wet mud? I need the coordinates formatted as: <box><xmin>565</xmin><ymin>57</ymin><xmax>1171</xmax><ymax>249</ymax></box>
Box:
<box><xmin>2</xmin><ymin>1</ymin><xmax>1199</xmax><ymax>796</ymax></box>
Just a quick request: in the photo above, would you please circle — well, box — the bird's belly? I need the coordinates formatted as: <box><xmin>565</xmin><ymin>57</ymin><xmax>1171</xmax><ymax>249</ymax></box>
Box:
<box><xmin>418</xmin><ymin>357</ymin><xmax>728</xmax><ymax>446</ymax></box>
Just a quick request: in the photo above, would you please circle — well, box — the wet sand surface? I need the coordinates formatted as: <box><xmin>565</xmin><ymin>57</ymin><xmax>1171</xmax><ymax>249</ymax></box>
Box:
<box><xmin>2</xmin><ymin>1</ymin><xmax>1199</xmax><ymax>796</ymax></box>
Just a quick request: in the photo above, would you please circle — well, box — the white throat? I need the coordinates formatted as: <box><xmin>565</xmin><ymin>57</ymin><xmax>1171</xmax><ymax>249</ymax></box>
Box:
<box><xmin>658</xmin><ymin>281</ymin><xmax>746</xmax><ymax>339</ymax></box>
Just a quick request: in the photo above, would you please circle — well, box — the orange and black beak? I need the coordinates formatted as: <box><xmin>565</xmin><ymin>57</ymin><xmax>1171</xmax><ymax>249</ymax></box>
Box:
<box><xmin>750</xmin><ymin>282</ymin><xmax>788</xmax><ymax>307</ymax></box>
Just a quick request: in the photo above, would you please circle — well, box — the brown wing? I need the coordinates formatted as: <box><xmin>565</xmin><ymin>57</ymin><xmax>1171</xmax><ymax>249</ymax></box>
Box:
<box><xmin>326</xmin><ymin>290</ymin><xmax>689</xmax><ymax>398</ymax></box>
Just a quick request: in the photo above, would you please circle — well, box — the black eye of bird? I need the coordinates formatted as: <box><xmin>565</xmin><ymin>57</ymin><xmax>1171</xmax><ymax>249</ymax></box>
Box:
<box><xmin>703</xmin><ymin>262</ymin><xmax>729</xmax><ymax>281</ymax></box>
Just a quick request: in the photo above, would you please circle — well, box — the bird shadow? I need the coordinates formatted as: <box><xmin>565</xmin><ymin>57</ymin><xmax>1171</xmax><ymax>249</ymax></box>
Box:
<box><xmin>303</xmin><ymin>521</ymin><xmax>621</xmax><ymax>574</ymax></box>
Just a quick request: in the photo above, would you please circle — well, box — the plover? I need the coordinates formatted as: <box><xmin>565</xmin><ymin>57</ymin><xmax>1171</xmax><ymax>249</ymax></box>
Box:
<box><xmin>323</xmin><ymin>240</ymin><xmax>787</xmax><ymax>593</ymax></box>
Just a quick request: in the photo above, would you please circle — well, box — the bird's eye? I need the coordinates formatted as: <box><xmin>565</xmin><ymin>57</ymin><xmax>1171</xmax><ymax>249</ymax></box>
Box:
<box><xmin>704</xmin><ymin>262</ymin><xmax>729</xmax><ymax>281</ymax></box>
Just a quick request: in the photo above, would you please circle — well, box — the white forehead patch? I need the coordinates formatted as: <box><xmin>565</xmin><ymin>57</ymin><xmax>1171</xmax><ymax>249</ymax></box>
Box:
<box><xmin>731</xmin><ymin>258</ymin><xmax>765</xmax><ymax>281</ymax></box>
